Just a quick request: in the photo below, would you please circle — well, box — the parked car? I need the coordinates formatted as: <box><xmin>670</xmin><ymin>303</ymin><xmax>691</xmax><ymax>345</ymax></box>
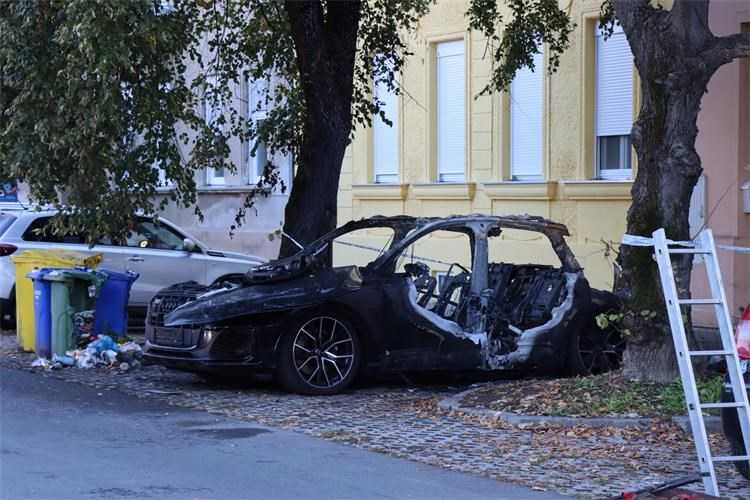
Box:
<box><xmin>144</xmin><ymin>214</ymin><xmax>623</xmax><ymax>394</ymax></box>
<box><xmin>0</xmin><ymin>210</ymin><xmax>265</xmax><ymax>329</ymax></box>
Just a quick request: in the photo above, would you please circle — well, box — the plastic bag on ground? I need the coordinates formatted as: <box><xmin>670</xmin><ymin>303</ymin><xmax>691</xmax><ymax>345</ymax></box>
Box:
<box><xmin>119</xmin><ymin>341</ymin><xmax>142</xmax><ymax>354</ymax></box>
<box><xmin>31</xmin><ymin>358</ymin><xmax>51</xmax><ymax>369</ymax></box>
<box><xmin>75</xmin><ymin>348</ymin><xmax>97</xmax><ymax>369</ymax></box>
<box><xmin>101</xmin><ymin>349</ymin><xmax>118</xmax><ymax>366</ymax></box>
<box><xmin>51</xmin><ymin>354</ymin><xmax>75</xmax><ymax>367</ymax></box>
<box><xmin>87</xmin><ymin>335</ymin><xmax>118</xmax><ymax>354</ymax></box>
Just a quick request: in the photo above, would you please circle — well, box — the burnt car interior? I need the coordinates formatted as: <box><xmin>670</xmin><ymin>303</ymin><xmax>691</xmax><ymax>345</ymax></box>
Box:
<box><xmin>371</xmin><ymin>221</ymin><xmax>573</xmax><ymax>358</ymax></box>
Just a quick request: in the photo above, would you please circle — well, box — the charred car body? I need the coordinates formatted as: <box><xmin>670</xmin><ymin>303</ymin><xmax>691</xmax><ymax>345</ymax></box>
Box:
<box><xmin>144</xmin><ymin>215</ymin><xmax>621</xmax><ymax>394</ymax></box>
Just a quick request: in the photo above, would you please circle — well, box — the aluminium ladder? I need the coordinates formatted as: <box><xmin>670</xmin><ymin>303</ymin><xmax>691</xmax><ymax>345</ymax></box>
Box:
<box><xmin>649</xmin><ymin>227</ymin><xmax>750</xmax><ymax>496</ymax></box>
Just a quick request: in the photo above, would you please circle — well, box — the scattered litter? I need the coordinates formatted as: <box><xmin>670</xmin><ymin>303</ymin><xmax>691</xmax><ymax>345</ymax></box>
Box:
<box><xmin>101</xmin><ymin>349</ymin><xmax>118</xmax><ymax>365</ymax></box>
<box><xmin>31</xmin><ymin>357</ymin><xmax>51</xmax><ymax>369</ymax></box>
<box><xmin>87</xmin><ymin>335</ymin><xmax>119</xmax><ymax>354</ymax></box>
<box><xmin>51</xmin><ymin>353</ymin><xmax>74</xmax><ymax>367</ymax></box>
<box><xmin>73</xmin><ymin>310</ymin><xmax>96</xmax><ymax>344</ymax></box>
<box><xmin>75</xmin><ymin>348</ymin><xmax>97</xmax><ymax>369</ymax></box>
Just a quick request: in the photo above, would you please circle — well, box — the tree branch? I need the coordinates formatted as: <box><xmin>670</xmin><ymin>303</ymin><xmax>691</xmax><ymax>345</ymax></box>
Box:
<box><xmin>283</xmin><ymin>1</ymin><xmax>324</xmax><ymax>82</ymax></box>
<box><xmin>705</xmin><ymin>32</ymin><xmax>750</xmax><ymax>66</ymax></box>
<box><xmin>610</xmin><ymin>0</ymin><xmax>654</xmax><ymax>33</ymax></box>
<box><xmin>669</xmin><ymin>0</ymin><xmax>713</xmax><ymax>51</ymax></box>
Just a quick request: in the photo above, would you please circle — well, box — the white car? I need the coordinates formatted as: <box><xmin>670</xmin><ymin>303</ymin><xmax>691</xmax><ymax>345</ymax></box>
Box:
<box><xmin>0</xmin><ymin>210</ymin><xmax>266</xmax><ymax>329</ymax></box>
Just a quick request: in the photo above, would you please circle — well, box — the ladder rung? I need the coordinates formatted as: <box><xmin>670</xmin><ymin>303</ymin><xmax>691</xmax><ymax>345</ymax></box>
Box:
<box><xmin>689</xmin><ymin>350</ymin><xmax>734</xmax><ymax>356</ymax></box>
<box><xmin>678</xmin><ymin>298</ymin><xmax>722</xmax><ymax>305</ymax></box>
<box><xmin>700</xmin><ymin>402</ymin><xmax>745</xmax><ymax>409</ymax></box>
<box><xmin>669</xmin><ymin>248</ymin><xmax>711</xmax><ymax>255</ymax></box>
<box><xmin>713</xmin><ymin>455</ymin><xmax>750</xmax><ymax>462</ymax></box>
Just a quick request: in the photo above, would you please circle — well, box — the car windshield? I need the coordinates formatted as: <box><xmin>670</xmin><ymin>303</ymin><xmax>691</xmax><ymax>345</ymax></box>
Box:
<box><xmin>0</xmin><ymin>214</ymin><xmax>17</xmax><ymax>237</ymax></box>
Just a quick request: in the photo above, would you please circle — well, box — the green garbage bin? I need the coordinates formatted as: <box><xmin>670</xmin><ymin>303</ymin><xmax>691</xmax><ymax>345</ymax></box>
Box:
<box><xmin>41</xmin><ymin>268</ymin><xmax>104</xmax><ymax>356</ymax></box>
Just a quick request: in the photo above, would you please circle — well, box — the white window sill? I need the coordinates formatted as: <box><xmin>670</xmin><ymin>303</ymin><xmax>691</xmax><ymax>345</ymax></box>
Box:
<box><xmin>352</xmin><ymin>183</ymin><xmax>408</xmax><ymax>200</ymax></box>
<box><xmin>483</xmin><ymin>181</ymin><xmax>557</xmax><ymax>200</ymax></box>
<box><xmin>412</xmin><ymin>182</ymin><xmax>476</xmax><ymax>200</ymax></box>
<box><xmin>559</xmin><ymin>180</ymin><xmax>633</xmax><ymax>200</ymax></box>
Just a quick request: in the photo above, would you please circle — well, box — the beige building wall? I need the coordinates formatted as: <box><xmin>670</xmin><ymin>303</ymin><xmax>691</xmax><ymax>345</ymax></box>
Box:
<box><xmin>337</xmin><ymin>0</ymin><xmax>750</xmax><ymax>323</ymax></box>
<box><xmin>156</xmin><ymin>39</ymin><xmax>289</xmax><ymax>261</ymax></box>
<box><xmin>339</xmin><ymin>0</ymin><xmax>634</xmax><ymax>290</ymax></box>
<box><xmin>692</xmin><ymin>2</ymin><xmax>750</xmax><ymax>326</ymax></box>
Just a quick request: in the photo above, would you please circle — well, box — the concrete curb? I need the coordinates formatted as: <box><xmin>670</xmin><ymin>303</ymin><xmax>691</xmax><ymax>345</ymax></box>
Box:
<box><xmin>438</xmin><ymin>386</ymin><xmax>722</xmax><ymax>432</ymax></box>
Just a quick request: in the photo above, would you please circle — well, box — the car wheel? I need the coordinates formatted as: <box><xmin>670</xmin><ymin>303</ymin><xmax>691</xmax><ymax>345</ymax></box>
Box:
<box><xmin>1</xmin><ymin>288</ymin><xmax>15</xmax><ymax>331</ymax></box>
<box><xmin>567</xmin><ymin>321</ymin><xmax>625</xmax><ymax>376</ymax></box>
<box><xmin>276</xmin><ymin>311</ymin><xmax>361</xmax><ymax>395</ymax></box>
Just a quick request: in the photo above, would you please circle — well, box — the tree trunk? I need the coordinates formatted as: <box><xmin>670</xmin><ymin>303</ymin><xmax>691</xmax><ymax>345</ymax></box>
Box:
<box><xmin>612</xmin><ymin>0</ymin><xmax>750</xmax><ymax>382</ymax></box>
<box><xmin>279</xmin><ymin>1</ymin><xmax>361</xmax><ymax>259</ymax></box>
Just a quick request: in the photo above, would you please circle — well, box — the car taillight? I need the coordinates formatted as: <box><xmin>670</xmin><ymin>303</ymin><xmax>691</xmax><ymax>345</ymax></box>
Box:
<box><xmin>736</xmin><ymin>306</ymin><xmax>750</xmax><ymax>360</ymax></box>
<box><xmin>0</xmin><ymin>243</ymin><xmax>17</xmax><ymax>256</ymax></box>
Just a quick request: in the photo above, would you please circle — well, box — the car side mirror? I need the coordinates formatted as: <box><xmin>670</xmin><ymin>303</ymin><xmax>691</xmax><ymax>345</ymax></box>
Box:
<box><xmin>183</xmin><ymin>238</ymin><xmax>197</xmax><ymax>252</ymax></box>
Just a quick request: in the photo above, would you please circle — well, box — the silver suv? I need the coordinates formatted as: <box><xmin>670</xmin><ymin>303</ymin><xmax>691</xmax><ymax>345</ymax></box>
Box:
<box><xmin>0</xmin><ymin>210</ymin><xmax>265</xmax><ymax>329</ymax></box>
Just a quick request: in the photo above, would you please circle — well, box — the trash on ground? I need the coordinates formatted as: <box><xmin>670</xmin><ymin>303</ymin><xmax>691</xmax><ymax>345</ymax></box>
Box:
<box><xmin>30</xmin><ymin>334</ymin><xmax>144</xmax><ymax>372</ymax></box>
<box><xmin>31</xmin><ymin>357</ymin><xmax>51</xmax><ymax>369</ymax></box>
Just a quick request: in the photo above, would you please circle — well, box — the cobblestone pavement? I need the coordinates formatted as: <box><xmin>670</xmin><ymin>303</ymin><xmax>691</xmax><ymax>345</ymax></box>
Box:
<box><xmin>3</xmin><ymin>334</ymin><xmax>750</xmax><ymax>499</ymax></box>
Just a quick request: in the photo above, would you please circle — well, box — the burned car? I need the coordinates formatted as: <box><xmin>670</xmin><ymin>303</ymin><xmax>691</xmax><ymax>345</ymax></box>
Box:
<box><xmin>144</xmin><ymin>215</ymin><xmax>622</xmax><ymax>395</ymax></box>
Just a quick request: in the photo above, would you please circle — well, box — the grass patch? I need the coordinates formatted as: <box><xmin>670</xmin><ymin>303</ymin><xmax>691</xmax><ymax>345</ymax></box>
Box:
<box><xmin>462</xmin><ymin>371</ymin><xmax>725</xmax><ymax>418</ymax></box>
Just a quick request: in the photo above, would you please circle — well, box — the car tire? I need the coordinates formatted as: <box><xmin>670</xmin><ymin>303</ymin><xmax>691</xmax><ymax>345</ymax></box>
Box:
<box><xmin>276</xmin><ymin>310</ymin><xmax>361</xmax><ymax>395</ymax></box>
<box><xmin>566</xmin><ymin>320</ymin><xmax>625</xmax><ymax>376</ymax></box>
<box><xmin>721</xmin><ymin>374</ymin><xmax>750</xmax><ymax>480</ymax></box>
<box><xmin>1</xmin><ymin>288</ymin><xmax>15</xmax><ymax>331</ymax></box>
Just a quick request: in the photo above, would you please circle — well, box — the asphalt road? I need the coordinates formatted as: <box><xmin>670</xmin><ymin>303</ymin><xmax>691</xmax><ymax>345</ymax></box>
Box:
<box><xmin>0</xmin><ymin>367</ymin><xmax>566</xmax><ymax>500</ymax></box>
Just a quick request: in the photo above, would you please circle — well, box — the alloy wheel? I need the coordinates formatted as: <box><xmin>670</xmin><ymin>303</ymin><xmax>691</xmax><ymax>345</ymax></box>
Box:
<box><xmin>292</xmin><ymin>316</ymin><xmax>355</xmax><ymax>389</ymax></box>
<box><xmin>577</xmin><ymin>327</ymin><xmax>626</xmax><ymax>374</ymax></box>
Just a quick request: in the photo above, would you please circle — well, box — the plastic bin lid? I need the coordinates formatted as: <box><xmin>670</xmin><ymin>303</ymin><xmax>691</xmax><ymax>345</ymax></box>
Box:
<box><xmin>11</xmin><ymin>249</ymin><xmax>102</xmax><ymax>268</ymax></box>
<box><xmin>26</xmin><ymin>268</ymin><xmax>51</xmax><ymax>280</ymax></box>
<box><xmin>39</xmin><ymin>268</ymin><xmax>106</xmax><ymax>287</ymax></box>
<box><xmin>98</xmin><ymin>269</ymin><xmax>140</xmax><ymax>281</ymax></box>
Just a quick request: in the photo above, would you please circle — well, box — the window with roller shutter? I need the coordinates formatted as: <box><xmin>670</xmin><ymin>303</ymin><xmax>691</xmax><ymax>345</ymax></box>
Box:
<box><xmin>595</xmin><ymin>24</ymin><xmax>634</xmax><ymax>180</ymax></box>
<box><xmin>373</xmin><ymin>75</ymin><xmax>399</xmax><ymax>184</ymax></box>
<box><xmin>203</xmin><ymin>75</ymin><xmax>225</xmax><ymax>185</ymax></box>
<box><xmin>436</xmin><ymin>40</ymin><xmax>465</xmax><ymax>183</ymax></box>
<box><xmin>510</xmin><ymin>48</ymin><xmax>544</xmax><ymax>181</ymax></box>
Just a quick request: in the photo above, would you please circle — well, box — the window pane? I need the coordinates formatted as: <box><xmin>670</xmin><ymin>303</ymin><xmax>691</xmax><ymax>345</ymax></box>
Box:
<box><xmin>595</xmin><ymin>26</ymin><xmax>633</xmax><ymax>137</ymax></box>
<box><xmin>436</xmin><ymin>40</ymin><xmax>465</xmax><ymax>183</ymax></box>
<box><xmin>373</xmin><ymin>77</ymin><xmax>399</xmax><ymax>183</ymax></box>
<box><xmin>332</xmin><ymin>227</ymin><xmax>395</xmax><ymax>268</ymax></box>
<box><xmin>395</xmin><ymin>229</ymin><xmax>471</xmax><ymax>274</ymax></box>
<box><xmin>598</xmin><ymin>136</ymin><xmax>621</xmax><ymax>170</ymax></box>
<box><xmin>510</xmin><ymin>49</ymin><xmax>544</xmax><ymax>180</ymax></box>
<box><xmin>252</xmin><ymin>142</ymin><xmax>268</xmax><ymax>181</ymax></box>
<box><xmin>127</xmin><ymin>221</ymin><xmax>185</xmax><ymax>250</ymax></box>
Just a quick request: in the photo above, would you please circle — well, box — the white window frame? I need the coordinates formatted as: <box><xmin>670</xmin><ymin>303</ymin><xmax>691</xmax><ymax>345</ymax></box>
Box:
<box><xmin>594</xmin><ymin>24</ymin><xmax>633</xmax><ymax>180</ymax></box>
<box><xmin>372</xmin><ymin>74</ymin><xmax>399</xmax><ymax>184</ymax></box>
<box><xmin>435</xmin><ymin>39</ymin><xmax>466</xmax><ymax>183</ymax></box>
<box><xmin>245</xmin><ymin>75</ymin><xmax>292</xmax><ymax>193</ymax></box>
<box><xmin>204</xmin><ymin>75</ymin><xmax>225</xmax><ymax>186</ymax></box>
<box><xmin>509</xmin><ymin>48</ymin><xmax>545</xmax><ymax>181</ymax></box>
<box><xmin>247</xmin><ymin>76</ymin><xmax>269</xmax><ymax>185</ymax></box>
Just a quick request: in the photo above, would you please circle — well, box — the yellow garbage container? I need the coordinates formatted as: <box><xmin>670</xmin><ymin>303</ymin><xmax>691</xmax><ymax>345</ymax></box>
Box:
<box><xmin>11</xmin><ymin>250</ymin><xmax>102</xmax><ymax>352</ymax></box>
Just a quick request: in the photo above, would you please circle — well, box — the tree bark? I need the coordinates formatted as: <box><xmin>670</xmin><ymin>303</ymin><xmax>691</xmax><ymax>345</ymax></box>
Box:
<box><xmin>280</xmin><ymin>1</ymin><xmax>361</xmax><ymax>259</ymax></box>
<box><xmin>612</xmin><ymin>0</ymin><xmax>750</xmax><ymax>382</ymax></box>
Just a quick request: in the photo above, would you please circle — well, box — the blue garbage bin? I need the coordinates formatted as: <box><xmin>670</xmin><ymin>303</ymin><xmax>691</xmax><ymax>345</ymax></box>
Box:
<box><xmin>94</xmin><ymin>270</ymin><xmax>139</xmax><ymax>337</ymax></box>
<box><xmin>28</xmin><ymin>269</ymin><xmax>52</xmax><ymax>358</ymax></box>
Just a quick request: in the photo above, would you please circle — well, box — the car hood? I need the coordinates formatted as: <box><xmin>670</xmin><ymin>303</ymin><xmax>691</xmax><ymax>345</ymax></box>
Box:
<box><xmin>164</xmin><ymin>266</ymin><xmax>363</xmax><ymax>327</ymax></box>
<box><xmin>204</xmin><ymin>248</ymin><xmax>266</xmax><ymax>264</ymax></box>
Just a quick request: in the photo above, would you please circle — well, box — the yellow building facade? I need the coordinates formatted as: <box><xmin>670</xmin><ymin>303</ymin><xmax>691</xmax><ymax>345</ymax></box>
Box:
<box><xmin>336</xmin><ymin>0</ymin><xmax>638</xmax><ymax>292</ymax></box>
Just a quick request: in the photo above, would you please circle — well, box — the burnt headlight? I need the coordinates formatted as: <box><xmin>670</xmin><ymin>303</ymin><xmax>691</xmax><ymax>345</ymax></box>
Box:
<box><xmin>200</xmin><ymin>326</ymin><xmax>228</xmax><ymax>347</ymax></box>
